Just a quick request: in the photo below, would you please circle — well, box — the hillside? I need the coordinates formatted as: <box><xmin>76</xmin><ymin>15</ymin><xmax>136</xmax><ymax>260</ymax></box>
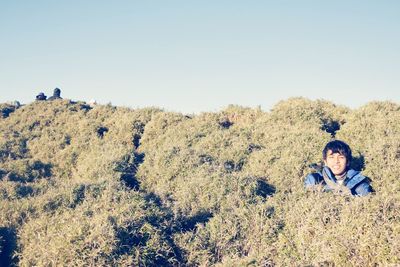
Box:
<box><xmin>0</xmin><ymin>98</ymin><xmax>399</xmax><ymax>266</ymax></box>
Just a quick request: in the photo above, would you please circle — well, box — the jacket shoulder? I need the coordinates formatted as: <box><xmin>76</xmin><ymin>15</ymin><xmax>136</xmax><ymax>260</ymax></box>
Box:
<box><xmin>346</xmin><ymin>169</ymin><xmax>373</xmax><ymax>196</ymax></box>
<box><xmin>304</xmin><ymin>172</ymin><xmax>323</xmax><ymax>187</ymax></box>
<box><xmin>346</xmin><ymin>169</ymin><xmax>366</xmax><ymax>189</ymax></box>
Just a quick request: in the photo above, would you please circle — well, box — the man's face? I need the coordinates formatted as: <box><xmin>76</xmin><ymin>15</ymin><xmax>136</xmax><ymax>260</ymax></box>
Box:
<box><xmin>324</xmin><ymin>150</ymin><xmax>348</xmax><ymax>176</ymax></box>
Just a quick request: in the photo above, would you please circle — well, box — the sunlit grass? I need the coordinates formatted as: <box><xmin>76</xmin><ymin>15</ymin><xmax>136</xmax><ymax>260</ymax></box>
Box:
<box><xmin>1</xmin><ymin>97</ymin><xmax>399</xmax><ymax>266</ymax></box>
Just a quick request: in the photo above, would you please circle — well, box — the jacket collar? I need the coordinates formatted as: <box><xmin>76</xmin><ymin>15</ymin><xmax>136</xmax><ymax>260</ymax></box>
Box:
<box><xmin>344</xmin><ymin>169</ymin><xmax>365</xmax><ymax>189</ymax></box>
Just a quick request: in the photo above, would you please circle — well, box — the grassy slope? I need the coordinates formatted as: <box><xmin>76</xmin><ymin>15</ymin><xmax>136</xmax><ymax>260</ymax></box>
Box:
<box><xmin>0</xmin><ymin>98</ymin><xmax>399</xmax><ymax>266</ymax></box>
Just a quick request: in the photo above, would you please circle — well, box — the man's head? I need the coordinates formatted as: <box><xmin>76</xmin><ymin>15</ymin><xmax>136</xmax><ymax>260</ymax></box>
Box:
<box><xmin>323</xmin><ymin>140</ymin><xmax>352</xmax><ymax>176</ymax></box>
<box><xmin>36</xmin><ymin>92</ymin><xmax>46</xmax><ymax>100</ymax></box>
<box><xmin>53</xmin><ymin>88</ymin><xmax>61</xmax><ymax>97</ymax></box>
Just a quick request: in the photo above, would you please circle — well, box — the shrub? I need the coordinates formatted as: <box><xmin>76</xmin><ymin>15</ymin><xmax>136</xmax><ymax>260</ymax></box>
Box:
<box><xmin>0</xmin><ymin>98</ymin><xmax>399</xmax><ymax>266</ymax></box>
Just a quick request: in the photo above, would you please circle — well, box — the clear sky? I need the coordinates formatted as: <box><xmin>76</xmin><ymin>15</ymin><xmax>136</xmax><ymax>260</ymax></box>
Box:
<box><xmin>1</xmin><ymin>1</ymin><xmax>399</xmax><ymax>114</ymax></box>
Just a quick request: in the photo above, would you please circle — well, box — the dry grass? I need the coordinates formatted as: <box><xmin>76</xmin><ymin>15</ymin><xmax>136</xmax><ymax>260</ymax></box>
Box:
<box><xmin>0</xmin><ymin>98</ymin><xmax>399</xmax><ymax>266</ymax></box>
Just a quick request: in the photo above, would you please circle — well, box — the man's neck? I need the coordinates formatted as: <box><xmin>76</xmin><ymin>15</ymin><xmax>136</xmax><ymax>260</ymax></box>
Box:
<box><xmin>335</xmin><ymin>171</ymin><xmax>347</xmax><ymax>181</ymax></box>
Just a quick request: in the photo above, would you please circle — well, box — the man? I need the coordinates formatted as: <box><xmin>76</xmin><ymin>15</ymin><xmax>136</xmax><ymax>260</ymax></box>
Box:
<box><xmin>36</xmin><ymin>92</ymin><xmax>47</xmax><ymax>101</ymax></box>
<box><xmin>304</xmin><ymin>140</ymin><xmax>373</xmax><ymax>196</ymax></box>
<box><xmin>48</xmin><ymin>88</ymin><xmax>62</xmax><ymax>100</ymax></box>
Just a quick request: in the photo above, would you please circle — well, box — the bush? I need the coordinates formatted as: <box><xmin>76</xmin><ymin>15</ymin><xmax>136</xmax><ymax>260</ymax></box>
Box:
<box><xmin>17</xmin><ymin>184</ymin><xmax>177</xmax><ymax>266</ymax></box>
<box><xmin>0</xmin><ymin>98</ymin><xmax>399</xmax><ymax>266</ymax></box>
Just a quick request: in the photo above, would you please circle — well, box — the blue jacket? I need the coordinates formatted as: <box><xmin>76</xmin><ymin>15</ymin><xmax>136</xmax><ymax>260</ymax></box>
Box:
<box><xmin>304</xmin><ymin>167</ymin><xmax>372</xmax><ymax>196</ymax></box>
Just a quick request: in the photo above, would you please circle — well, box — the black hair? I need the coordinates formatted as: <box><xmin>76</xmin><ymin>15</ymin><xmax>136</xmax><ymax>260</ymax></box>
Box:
<box><xmin>322</xmin><ymin>140</ymin><xmax>352</xmax><ymax>164</ymax></box>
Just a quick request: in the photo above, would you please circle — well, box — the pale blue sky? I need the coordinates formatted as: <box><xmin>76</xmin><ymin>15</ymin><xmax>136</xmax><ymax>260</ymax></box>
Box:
<box><xmin>1</xmin><ymin>1</ymin><xmax>399</xmax><ymax>113</ymax></box>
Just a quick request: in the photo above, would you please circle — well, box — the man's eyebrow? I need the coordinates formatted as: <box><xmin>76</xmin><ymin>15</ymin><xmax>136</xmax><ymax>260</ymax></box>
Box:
<box><xmin>327</xmin><ymin>152</ymin><xmax>344</xmax><ymax>156</ymax></box>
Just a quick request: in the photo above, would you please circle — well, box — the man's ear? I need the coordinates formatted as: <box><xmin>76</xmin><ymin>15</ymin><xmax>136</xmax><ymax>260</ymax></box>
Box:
<box><xmin>323</xmin><ymin>160</ymin><xmax>327</xmax><ymax>165</ymax></box>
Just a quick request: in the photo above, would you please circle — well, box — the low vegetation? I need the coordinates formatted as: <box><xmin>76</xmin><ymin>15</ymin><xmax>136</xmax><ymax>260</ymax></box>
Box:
<box><xmin>0</xmin><ymin>98</ymin><xmax>399</xmax><ymax>266</ymax></box>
